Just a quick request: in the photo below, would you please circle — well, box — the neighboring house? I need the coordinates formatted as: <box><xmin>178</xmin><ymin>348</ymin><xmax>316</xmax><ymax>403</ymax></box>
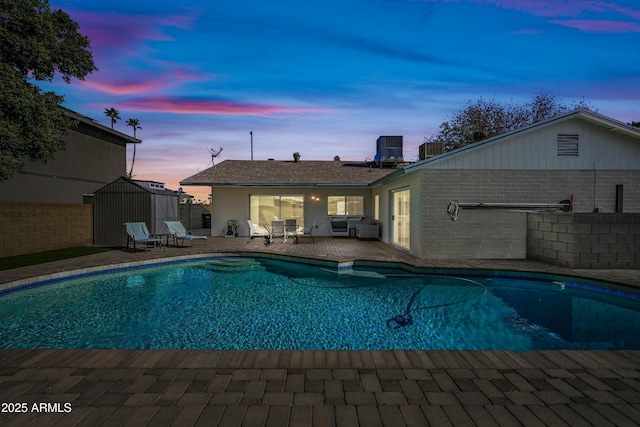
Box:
<box><xmin>0</xmin><ymin>107</ymin><xmax>141</xmax><ymax>204</ymax></box>
<box><xmin>0</xmin><ymin>108</ymin><xmax>141</xmax><ymax>257</ymax></box>
<box><xmin>181</xmin><ymin>109</ymin><xmax>640</xmax><ymax>260</ymax></box>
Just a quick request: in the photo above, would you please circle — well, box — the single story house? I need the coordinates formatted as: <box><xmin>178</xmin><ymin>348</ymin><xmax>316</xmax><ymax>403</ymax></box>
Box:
<box><xmin>181</xmin><ymin>160</ymin><xmax>398</xmax><ymax>237</ymax></box>
<box><xmin>181</xmin><ymin>109</ymin><xmax>640</xmax><ymax>260</ymax></box>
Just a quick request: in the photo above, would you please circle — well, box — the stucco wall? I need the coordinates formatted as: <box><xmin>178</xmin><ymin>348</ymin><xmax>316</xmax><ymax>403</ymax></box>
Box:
<box><xmin>0</xmin><ymin>202</ymin><xmax>93</xmax><ymax>257</ymax></box>
<box><xmin>371</xmin><ymin>171</ymin><xmax>422</xmax><ymax>257</ymax></box>
<box><xmin>418</xmin><ymin>169</ymin><xmax>640</xmax><ymax>259</ymax></box>
<box><xmin>208</xmin><ymin>187</ymin><xmax>376</xmax><ymax>237</ymax></box>
<box><xmin>0</xmin><ymin>128</ymin><xmax>127</xmax><ymax>204</ymax></box>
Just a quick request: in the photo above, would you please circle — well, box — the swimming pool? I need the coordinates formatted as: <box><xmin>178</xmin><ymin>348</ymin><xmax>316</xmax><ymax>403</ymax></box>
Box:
<box><xmin>1</xmin><ymin>256</ymin><xmax>639</xmax><ymax>351</ymax></box>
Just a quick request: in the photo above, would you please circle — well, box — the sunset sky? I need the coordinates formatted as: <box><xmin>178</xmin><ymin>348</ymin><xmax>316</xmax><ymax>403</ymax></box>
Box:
<box><xmin>45</xmin><ymin>0</ymin><xmax>640</xmax><ymax>201</ymax></box>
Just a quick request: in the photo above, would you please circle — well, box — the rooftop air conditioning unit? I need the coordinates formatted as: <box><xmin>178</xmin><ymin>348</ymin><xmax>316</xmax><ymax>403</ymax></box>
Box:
<box><xmin>374</xmin><ymin>136</ymin><xmax>403</xmax><ymax>166</ymax></box>
<box><xmin>419</xmin><ymin>141</ymin><xmax>445</xmax><ymax>160</ymax></box>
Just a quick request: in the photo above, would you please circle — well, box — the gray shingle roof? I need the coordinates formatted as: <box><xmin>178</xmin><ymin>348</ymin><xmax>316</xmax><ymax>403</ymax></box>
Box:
<box><xmin>180</xmin><ymin>160</ymin><xmax>398</xmax><ymax>187</ymax></box>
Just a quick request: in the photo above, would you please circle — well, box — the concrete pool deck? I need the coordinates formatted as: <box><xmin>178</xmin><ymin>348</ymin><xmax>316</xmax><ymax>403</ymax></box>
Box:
<box><xmin>1</xmin><ymin>237</ymin><xmax>640</xmax><ymax>426</ymax></box>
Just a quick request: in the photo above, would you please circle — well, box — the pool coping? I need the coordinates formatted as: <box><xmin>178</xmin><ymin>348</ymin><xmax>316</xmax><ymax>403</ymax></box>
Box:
<box><xmin>3</xmin><ymin>251</ymin><xmax>640</xmax><ymax>298</ymax></box>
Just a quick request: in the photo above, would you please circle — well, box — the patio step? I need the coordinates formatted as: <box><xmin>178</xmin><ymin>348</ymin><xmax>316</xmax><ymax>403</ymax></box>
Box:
<box><xmin>205</xmin><ymin>257</ymin><xmax>264</xmax><ymax>273</ymax></box>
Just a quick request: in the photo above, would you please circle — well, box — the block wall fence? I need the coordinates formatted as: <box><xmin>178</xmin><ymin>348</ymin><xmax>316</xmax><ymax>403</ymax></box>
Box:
<box><xmin>0</xmin><ymin>202</ymin><xmax>92</xmax><ymax>258</ymax></box>
<box><xmin>179</xmin><ymin>203</ymin><xmax>211</xmax><ymax>230</ymax></box>
<box><xmin>419</xmin><ymin>169</ymin><xmax>639</xmax><ymax>260</ymax></box>
<box><xmin>527</xmin><ymin>213</ymin><xmax>640</xmax><ymax>269</ymax></box>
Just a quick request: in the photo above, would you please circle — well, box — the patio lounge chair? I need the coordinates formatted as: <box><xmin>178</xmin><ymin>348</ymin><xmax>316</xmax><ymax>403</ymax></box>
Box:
<box><xmin>247</xmin><ymin>220</ymin><xmax>269</xmax><ymax>243</ymax></box>
<box><xmin>164</xmin><ymin>220</ymin><xmax>207</xmax><ymax>247</ymax></box>
<box><xmin>125</xmin><ymin>222</ymin><xmax>163</xmax><ymax>251</ymax></box>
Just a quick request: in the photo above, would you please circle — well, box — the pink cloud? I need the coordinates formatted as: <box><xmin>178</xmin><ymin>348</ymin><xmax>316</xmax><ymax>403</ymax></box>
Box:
<box><xmin>461</xmin><ymin>0</ymin><xmax>638</xmax><ymax>18</ymax></box>
<box><xmin>420</xmin><ymin>0</ymin><xmax>605</xmax><ymax>17</ymax></box>
<box><xmin>550</xmin><ymin>19</ymin><xmax>640</xmax><ymax>32</ymax></box>
<box><xmin>116</xmin><ymin>96</ymin><xmax>332</xmax><ymax>116</ymax></box>
<box><xmin>81</xmin><ymin>79</ymin><xmax>169</xmax><ymax>95</ymax></box>
<box><xmin>58</xmin><ymin>8</ymin><xmax>200</xmax><ymax>55</ymax></box>
<box><xmin>81</xmin><ymin>67</ymin><xmax>212</xmax><ymax>95</ymax></box>
<box><xmin>420</xmin><ymin>1</ymin><xmax>640</xmax><ymax>30</ymax></box>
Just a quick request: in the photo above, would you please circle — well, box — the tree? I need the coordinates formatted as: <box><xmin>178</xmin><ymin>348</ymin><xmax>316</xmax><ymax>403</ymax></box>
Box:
<box><xmin>126</xmin><ymin>118</ymin><xmax>141</xmax><ymax>177</ymax></box>
<box><xmin>425</xmin><ymin>93</ymin><xmax>593</xmax><ymax>151</ymax></box>
<box><xmin>104</xmin><ymin>107</ymin><xmax>120</xmax><ymax>129</ymax></box>
<box><xmin>0</xmin><ymin>0</ymin><xmax>97</xmax><ymax>181</ymax></box>
<box><xmin>629</xmin><ymin>121</ymin><xmax>640</xmax><ymax>128</ymax></box>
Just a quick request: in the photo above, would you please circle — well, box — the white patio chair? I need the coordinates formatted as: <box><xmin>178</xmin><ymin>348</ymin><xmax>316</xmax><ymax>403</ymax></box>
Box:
<box><xmin>285</xmin><ymin>219</ymin><xmax>299</xmax><ymax>243</ymax></box>
<box><xmin>247</xmin><ymin>220</ymin><xmax>269</xmax><ymax>243</ymax></box>
<box><xmin>270</xmin><ymin>219</ymin><xmax>286</xmax><ymax>244</ymax></box>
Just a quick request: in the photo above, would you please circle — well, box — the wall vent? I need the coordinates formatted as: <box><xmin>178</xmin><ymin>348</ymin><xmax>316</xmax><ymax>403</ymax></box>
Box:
<box><xmin>557</xmin><ymin>134</ymin><xmax>579</xmax><ymax>157</ymax></box>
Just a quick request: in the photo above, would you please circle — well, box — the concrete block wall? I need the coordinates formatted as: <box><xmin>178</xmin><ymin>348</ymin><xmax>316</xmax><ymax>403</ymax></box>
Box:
<box><xmin>0</xmin><ymin>202</ymin><xmax>93</xmax><ymax>258</ymax></box>
<box><xmin>527</xmin><ymin>213</ymin><xmax>640</xmax><ymax>268</ymax></box>
<box><xmin>420</xmin><ymin>169</ymin><xmax>640</xmax><ymax>260</ymax></box>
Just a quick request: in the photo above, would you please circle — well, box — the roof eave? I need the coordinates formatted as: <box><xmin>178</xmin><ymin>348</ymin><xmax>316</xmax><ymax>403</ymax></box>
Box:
<box><xmin>62</xmin><ymin>107</ymin><xmax>142</xmax><ymax>144</ymax></box>
<box><xmin>180</xmin><ymin>182</ymin><xmax>375</xmax><ymax>188</ymax></box>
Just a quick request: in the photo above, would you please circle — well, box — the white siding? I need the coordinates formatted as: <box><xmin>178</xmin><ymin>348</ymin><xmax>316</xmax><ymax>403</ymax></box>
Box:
<box><xmin>428</xmin><ymin>118</ymin><xmax>640</xmax><ymax>170</ymax></box>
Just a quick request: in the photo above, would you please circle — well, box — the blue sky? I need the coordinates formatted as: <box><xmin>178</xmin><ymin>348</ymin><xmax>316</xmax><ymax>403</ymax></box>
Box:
<box><xmin>47</xmin><ymin>0</ymin><xmax>640</xmax><ymax>200</ymax></box>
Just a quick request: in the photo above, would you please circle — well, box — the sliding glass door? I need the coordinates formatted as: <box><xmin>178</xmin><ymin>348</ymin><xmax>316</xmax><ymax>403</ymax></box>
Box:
<box><xmin>391</xmin><ymin>188</ymin><xmax>410</xmax><ymax>249</ymax></box>
<box><xmin>250</xmin><ymin>195</ymin><xmax>304</xmax><ymax>227</ymax></box>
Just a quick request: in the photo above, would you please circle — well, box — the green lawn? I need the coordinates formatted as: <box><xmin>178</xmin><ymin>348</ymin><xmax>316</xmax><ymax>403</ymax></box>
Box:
<box><xmin>0</xmin><ymin>246</ymin><xmax>115</xmax><ymax>271</ymax></box>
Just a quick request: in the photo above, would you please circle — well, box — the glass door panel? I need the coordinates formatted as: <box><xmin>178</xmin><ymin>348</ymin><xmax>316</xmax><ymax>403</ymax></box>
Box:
<box><xmin>392</xmin><ymin>189</ymin><xmax>410</xmax><ymax>249</ymax></box>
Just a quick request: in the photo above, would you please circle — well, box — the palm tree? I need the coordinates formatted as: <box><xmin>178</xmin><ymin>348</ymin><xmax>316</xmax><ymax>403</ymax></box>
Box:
<box><xmin>104</xmin><ymin>107</ymin><xmax>120</xmax><ymax>129</ymax></box>
<box><xmin>126</xmin><ymin>118</ymin><xmax>141</xmax><ymax>177</ymax></box>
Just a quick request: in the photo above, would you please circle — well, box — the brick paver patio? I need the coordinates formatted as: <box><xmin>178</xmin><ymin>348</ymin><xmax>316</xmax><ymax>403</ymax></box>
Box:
<box><xmin>1</xmin><ymin>237</ymin><xmax>639</xmax><ymax>426</ymax></box>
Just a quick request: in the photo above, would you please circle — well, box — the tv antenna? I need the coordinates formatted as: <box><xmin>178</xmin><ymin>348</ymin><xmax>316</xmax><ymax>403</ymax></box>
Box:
<box><xmin>207</xmin><ymin>146</ymin><xmax>223</xmax><ymax>168</ymax></box>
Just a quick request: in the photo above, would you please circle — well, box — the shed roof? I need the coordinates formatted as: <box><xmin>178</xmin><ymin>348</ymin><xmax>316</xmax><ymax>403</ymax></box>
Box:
<box><xmin>95</xmin><ymin>176</ymin><xmax>179</xmax><ymax>196</ymax></box>
<box><xmin>180</xmin><ymin>160</ymin><xmax>398</xmax><ymax>187</ymax></box>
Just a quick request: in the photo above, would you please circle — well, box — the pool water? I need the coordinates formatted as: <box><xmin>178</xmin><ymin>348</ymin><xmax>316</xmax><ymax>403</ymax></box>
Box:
<box><xmin>1</xmin><ymin>257</ymin><xmax>639</xmax><ymax>351</ymax></box>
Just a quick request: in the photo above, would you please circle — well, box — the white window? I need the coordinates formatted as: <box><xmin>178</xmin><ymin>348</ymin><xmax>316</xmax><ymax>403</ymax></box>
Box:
<box><xmin>327</xmin><ymin>196</ymin><xmax>364</xmax><ymax>216</ymax></box>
